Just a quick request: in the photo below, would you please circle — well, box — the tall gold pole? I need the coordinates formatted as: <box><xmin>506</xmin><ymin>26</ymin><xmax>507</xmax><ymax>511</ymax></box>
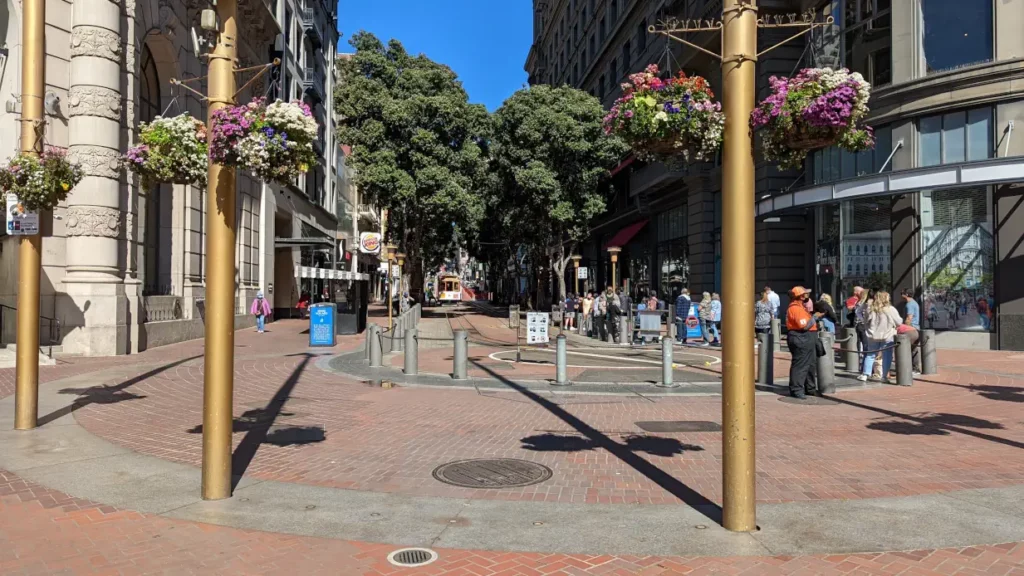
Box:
<box><xmin>720</xmin><ymin>0</ymin><xmax>757</xmax><ymax>532</ymax></box>
<box><xmin>14</xmin><ymin>0</ymin><xmax>45</xmax><ymax>431</ymax></box>
<box><xmin>201</xmin><ymin>0</ymin><xmax>238</xmax><ymax>500</ymax></box>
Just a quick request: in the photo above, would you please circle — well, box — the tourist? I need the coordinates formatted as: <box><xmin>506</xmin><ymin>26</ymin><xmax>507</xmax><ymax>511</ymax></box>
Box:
<box><xmin>251</xmin><ymin>291</ymin><xmax>272</xmax><ymax>334</ymax></box>
<box><xmin>710</xmin><ymin>293</ymin><xmax>723</xmax><ymax>345</ymax></box>
<box><xmin>815</xmin><ymin>293</ymin><xmax>838</xmax><ymax>333</ymax></box>
<box><xmin>581</xmin><ymin>291</ymin><xmax>594</xmax><ymax>336</ymax></box>
<box><xmin>755</xmin><ymin>291</ymin><xmax>772</xmax><ymax>335</ymax></box>
<box><xmin>901</xmin><ymin>288</ymin><xmax>922</xmax><ymax>375</ymax></box>
<box><xmin>698</xmin><ymin>292</ymin><xmax>714</xmax><ymax>346</ymax></box>
<box><xmin>765</xmin><ymin>284</ymin><xmax>780</xmax><ymax>318</ymax></box>
<box><xmin>859</xmin><ymin>291</ymin><xmax>903</xmax><ymax>384</ymax></box>
<box><xmin>675</xmin><ymin>288</ymin><xmax>692</xmax><ymax>344</ymax></box>
<box><xmin>786</xmin><ymin>286</ymin><xmax>819</xmax><ymax>399</ymax></box>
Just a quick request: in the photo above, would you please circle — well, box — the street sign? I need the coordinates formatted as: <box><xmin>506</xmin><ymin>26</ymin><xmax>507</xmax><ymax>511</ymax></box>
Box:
<box><xmin>359</xmin><ymin>232</ymin><xmax>381</xmax><ymax>254</ymax></box>
<box><xmin>6</xmin><ymin>193</ymin><xmax>39</xmax><ymax>235</ymax></box>
<box><xmin>576</xmin><ymin>267</ymin><xmax>588</xmax><ymax>280</ymax></box>
<box><xmin>309</xmin><ymin>303</ymin><xmax>336</xmax><ymax>347</ymax></box>
<box><xmin>526</xmin><ymin>312</ymin><xmax>550</xmax><ymax>344</ymax></box>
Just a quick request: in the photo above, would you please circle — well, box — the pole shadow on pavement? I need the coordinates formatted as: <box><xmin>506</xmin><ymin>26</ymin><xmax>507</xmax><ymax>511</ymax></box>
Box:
<box><xmin>471</xmin><ymin>360</ymin><xmax>723</xmax><ymax>526</ymax></box>
<box><xmin>38</xmin><ymin>355</ymin><xmax>204</xmax><ymax>427</ymax></box>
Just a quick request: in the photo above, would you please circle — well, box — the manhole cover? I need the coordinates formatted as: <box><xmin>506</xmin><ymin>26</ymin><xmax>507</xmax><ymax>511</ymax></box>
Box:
<box><xmin>432</xmin><ymin>458</ymin><xmax>553</xmax><ymax>488</ymax></box>
<box><xmin>778</xmin><ymin>395</ymin><xmax>839</xmax><ymax>405</ymax></box>
<box><xmin>387</xmin><ymin>548</ymin><xmax>438</xmax><ymax>567</ymax></box>
<box><xmin>635</xmin><ymin>421</ymin><xmax>722</xmax><ymax>433</ymax></box>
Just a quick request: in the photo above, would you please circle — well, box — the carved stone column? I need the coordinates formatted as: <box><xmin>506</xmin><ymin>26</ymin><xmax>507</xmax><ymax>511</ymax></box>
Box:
<box><xmin>60</xmin><ymin>0</ymin><xmax>128</xmax><ymax>355</ymax></box>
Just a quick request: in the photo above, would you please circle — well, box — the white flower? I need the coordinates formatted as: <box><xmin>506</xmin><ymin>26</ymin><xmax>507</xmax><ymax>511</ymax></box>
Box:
<box><xmin>655</xmin><ymin>111</ymin><xmax>668</xmax><ymax>123</ymax></box>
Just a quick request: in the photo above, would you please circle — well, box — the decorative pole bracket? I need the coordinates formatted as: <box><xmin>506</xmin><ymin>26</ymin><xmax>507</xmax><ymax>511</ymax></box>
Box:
<box><xmin>650</xmin><ymin>10</ymin><xmax>834</xmax><ymax>62</ymax></box>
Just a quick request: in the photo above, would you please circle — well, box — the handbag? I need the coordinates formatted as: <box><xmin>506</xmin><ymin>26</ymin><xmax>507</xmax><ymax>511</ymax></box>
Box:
<box><xmin>815</xmin><ymin>336</ymin><xmax>827</xmax><ymax>357</ymax></box>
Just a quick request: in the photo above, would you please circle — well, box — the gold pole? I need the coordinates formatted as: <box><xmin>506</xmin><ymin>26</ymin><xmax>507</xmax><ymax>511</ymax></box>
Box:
<box><xmin>574</xmin><ymin>263</ymin><xmax>579</xmax><ymax>295</ymax></box>
<box><xmin>720</xmin><ymin>0</ymin><xmax>757</xmax><ymax>532</ymax></box>
<box><xmin>201</xmin><ymin>0</ymin><xmax>238</xmax><ymax>500</ymax></box>
<box><xmin>14</xmin><ymin>0</ymin><xmax>45</xmax><ymax>431</ymax></box>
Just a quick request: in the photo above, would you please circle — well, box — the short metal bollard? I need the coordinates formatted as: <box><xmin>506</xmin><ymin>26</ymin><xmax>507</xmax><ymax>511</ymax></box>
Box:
<box><xmin>895</xmin><ymin>333</ymin><xmax>913</xmax><ymax>386</ymax></box>
<box><xmin>657</xmin><ymin>336</ymin><xmax>676</xmax><ymax>387</ymax></box>
<box><xmin>842</xmin><ymin>326</ymin><xmax>859</xmax><ymax>372</ymax></box>
<box><xmin>756</xmin><ymin>332</ymin><xmax>774</xmax><ymax>385</ymax></box>
<box><xmin>369</xmin><ymin>325</ymin><xmax>383</xmax><ymax>368</ymax></box>
<box><xmin>553</xmin><ymin>334</ymin><xmax>569</xmax><ymax>386</ymax></box>
<box><xmin>404</xmin><ymin>328</ymin><xmax>418</xmax><ymax>375</ymax></box>
<box><xmin>921</xmin><ymin>328</ymin><xmax>937</xmax><ymax>375</ymax></box>
<box><xmin>453</xmin><ymin>329</ymin><xmax>468</xmax><ymax>380</ymax></box>
<box><xmin>619</xmin><ymin>316</ymin><xmax>630</xmax><ymax>344</ymax></box>
<box><xmin>817</xmin><ymin>331</ymin><xmax>836</xmax><ymax>394</ymax></box>
<box><xmin>771</xmin><ymin>319</ymin><xmax>782</xmax><ymax>352</ymax></box>
<box><xmin>364</xmin><ymin>327</ymin><xmax>372</xmax><ymax>360</ymax></box>
<box><xmin>394</xmin><ymin>318</ymin><xmax>404</xmax><ymax>353</ymax></box>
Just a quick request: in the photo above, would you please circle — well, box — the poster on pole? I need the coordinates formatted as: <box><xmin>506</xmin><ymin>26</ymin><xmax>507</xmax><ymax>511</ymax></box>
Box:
<box><xmin>526</xmin><ymin>312</ymin><xmax>550</xmax><ymax>344</ymax></box>
<box><xmin>576</xmin><ymin>267</ymin><xmax>588</xmax><ymax>280</ymax></box>
<box><xmin>6</xmin><ymin>193</ymin><xmax>39</xmax><ymax>235</ymax></box>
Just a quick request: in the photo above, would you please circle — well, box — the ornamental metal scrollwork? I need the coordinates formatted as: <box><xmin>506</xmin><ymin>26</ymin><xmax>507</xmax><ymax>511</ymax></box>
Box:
<box><xmin>65</xmin><ymin>206</ymin><xmax>122</xmax><ymax>238</ymax></box>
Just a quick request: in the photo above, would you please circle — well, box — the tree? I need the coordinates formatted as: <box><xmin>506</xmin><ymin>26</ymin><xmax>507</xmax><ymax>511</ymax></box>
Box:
<box><xmin>334</xmin><ymin>32</ymin><xmax>490</xmax><ymax>297</ymax></box>
<box><xmin>488</xmin><ymin>85</ymin><xmax>626</xmax><ymax>301</ymax></box>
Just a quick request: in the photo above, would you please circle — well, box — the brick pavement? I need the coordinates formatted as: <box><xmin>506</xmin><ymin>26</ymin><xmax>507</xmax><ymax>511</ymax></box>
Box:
<box><xmin>48</xmin><ymin>311</ymin><xmax>1024</xmax><ymax>507</ymax></box>
<box><xmin>4</xmin><ymin>469</ymin><xmax>1024</xmax><ymax>575</ymax></box>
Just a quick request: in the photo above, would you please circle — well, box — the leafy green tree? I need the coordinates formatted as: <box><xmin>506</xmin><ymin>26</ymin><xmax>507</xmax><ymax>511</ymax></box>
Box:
<box><xmin>334</xmin><ymin>32</ymin><xmax>490</xmax><ymax>296</ymax></box>
<box><xmin>488</xmin><ymin>85</ymin><xmax>626</xmax><ymax>300</ymax></box>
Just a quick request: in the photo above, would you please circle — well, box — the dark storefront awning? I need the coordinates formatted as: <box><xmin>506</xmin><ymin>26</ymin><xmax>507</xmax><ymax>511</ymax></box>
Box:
<box><xmin>274</xmin><ymin>237</ymin><xmax>334</xmax><ymax>248</ymax></box>
<box><xmin>604</xmin><ymin>219</ymin><xmax>648</xmax><ymax>249</ymax></box>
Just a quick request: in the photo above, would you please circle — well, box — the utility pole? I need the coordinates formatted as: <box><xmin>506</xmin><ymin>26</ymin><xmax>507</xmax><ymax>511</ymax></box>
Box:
<box><xmin>14</xmin><ymin>0</ymin><xmax>45</xmax><ymax>431</ymax></box>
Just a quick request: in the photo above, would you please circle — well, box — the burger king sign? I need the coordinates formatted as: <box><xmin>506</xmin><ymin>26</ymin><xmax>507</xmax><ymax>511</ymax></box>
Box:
<box><xmin>359</xmin><ymin>232</ymin><xmax>382</xmax><ymax>254</ymax></box>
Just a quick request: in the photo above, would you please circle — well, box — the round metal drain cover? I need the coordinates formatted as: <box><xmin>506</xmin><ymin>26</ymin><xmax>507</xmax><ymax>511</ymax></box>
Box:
<box><xmin>432</xmin><ymin>458</ymin><xmax>553</xmax><ymax>488</ymax></box>
<box><xmin>387</xmin><ymin>548</ymin><xmax>438</xmax><ymax>567</ymax></box>
<box><xmin>778</xmin><ymin>395</ymin><xmax>838</xmax><ymax>406</ymax></box>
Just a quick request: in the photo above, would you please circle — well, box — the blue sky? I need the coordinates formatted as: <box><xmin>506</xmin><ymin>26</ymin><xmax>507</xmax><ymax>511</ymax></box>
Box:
<box><xmin>337</xmin><ymin>0</ymin><xmax>532</xmax><ymax>111</ymax></box>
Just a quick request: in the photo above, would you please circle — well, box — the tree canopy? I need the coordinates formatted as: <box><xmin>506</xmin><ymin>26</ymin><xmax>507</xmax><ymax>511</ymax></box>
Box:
<box><xmin>334</xmin><ymin>32</ymin><xmax>491</xmax><ymax>285</ymax></box>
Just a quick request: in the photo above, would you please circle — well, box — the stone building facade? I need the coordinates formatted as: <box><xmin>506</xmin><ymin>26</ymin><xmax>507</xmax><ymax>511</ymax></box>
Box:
<box><xmin>0</xmin><ymin>0</ymin><xmax>350</xmax><ymax>355</ymax></box>
<box><xmin>527</xmin><ymin>0</ymin><xmax>1024</xmax><ymax>350</ymax></box>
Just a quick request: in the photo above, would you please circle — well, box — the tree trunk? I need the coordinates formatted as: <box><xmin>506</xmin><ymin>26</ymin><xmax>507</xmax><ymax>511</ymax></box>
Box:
<box><xmin>551</xmin><ymin>241</ymin><xmax>575</xmax><ymax>300</ymax></box>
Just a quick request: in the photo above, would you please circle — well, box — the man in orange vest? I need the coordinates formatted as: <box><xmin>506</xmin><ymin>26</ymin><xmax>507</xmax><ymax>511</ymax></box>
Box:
<box><xmin>787</xmin><ymin>286</ymin><xmax>820</xmax><ymax>399</ymax></box>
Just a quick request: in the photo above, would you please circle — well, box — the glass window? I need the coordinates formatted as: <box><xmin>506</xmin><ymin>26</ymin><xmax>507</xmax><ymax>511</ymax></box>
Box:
<box><xmin>609</xmin><ymin>57</ymin><xmax>617</xmax><ymax>83</ymax></box>
<box><xmin>920</xmin><ymin>186</ymin><xmax>994</xmax><ymax>333</ymax></box>
<box><xmin>600</xmin><ymin>17</ymin><xmax>606</xmax><ymax>43</ymax></box>
<box><xmin>622</xmin><ymin>40</ymin><xmax>630</xmax><ymax>71</ymax></box>
<box><xmin>599</xmin><ymin>74</ymin><xmax>605</xmax><ymax>97</ymax></box>
<box><xmin>921</xmin><ymin>0</ymin><xmax>993</xmax><ymax>74</ymax></box>
<box><xmin>840</xmin><ymin>0</ymin><xmax>893</xmax><ymax>87</ymax></box>
<box><xmin>814</xmin><ymin>150</ymin><xmax>823</xmax><ymax>183</ymax></box>
<box><xmin>590</xmin><ymin>35</ymin><xmax>596</xmax><ymax>57</ymax></box>
<box><xmin>874</xmin><ymin>125</ymin><xmax>892</xmax><ymax>172</ymax></box>
<box><xmin>637</xmin><ymin>19</ymin><xmax>647</xmax><ymax>53</ymax></box>
<box><xmin>920</xmin><ymin>115</ymin><xmax>942</xmax><ymax>167</ymax></box>
<box><xmin>841</xmin><ymin>148</ymin><xmax>856</xmax><ymax>179</ymax></box>
<box><xmin>840</xmin><ymin>197</ymin><xmax>892</xmax><ymax>292</ymax></box>
<box><xmin>943</xmin><ymin>111</ymin><xmax>966</xmax><ymax>164</ymax></box>
<box><xmin>609</xmin><ymin>0</ymin><xmax>617</xmax><ymax>22</ymax></box>
<box><xmin>967</xmin><ymin>108</ymin><xmax>992</xmax><ymax>161</ymax></box>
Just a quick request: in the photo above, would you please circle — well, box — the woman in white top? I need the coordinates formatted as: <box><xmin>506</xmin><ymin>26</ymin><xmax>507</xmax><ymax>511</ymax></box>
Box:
<box><xmin>858</xmin><ymin>291</ymin><xmax>902</xmax><ymax>383</ymax></box>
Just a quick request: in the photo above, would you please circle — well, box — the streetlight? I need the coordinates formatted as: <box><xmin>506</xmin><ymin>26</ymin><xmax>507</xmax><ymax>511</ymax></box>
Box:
<box><xmin>651</xmin><ymin>0</ymin><xmax>832</xmax><ymax>532</ymax></box>
<box><xmin>571</xmin><ymin>254</ymin><xmax>582</xmax><ymax>295</ymax></box>
<box><xmin>395</xmin><ymin>252</ymin><xmax>406</xmax><ymax>306</ymax></box>
<box><xmin>385</xmin><ymin>244</ymin><xmax>398</xmax><ymax>331</ymax></box>
<box><xmin>607</xmin><ymin>246</ymin><xmax>621</xmax><ymax>290</ymax></box>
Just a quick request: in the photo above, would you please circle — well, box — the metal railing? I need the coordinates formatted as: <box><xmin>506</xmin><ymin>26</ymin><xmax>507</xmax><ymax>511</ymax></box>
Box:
<box><xmin>302</xmin><ymin>65</ymin><xmax>325</xmax><ymax>102</ymax></box>
<box><xmin>0</xmin><ymin>304</ymin><xmax>61</xmax><ymax>347</ymax></box>
<box><xmin>299</xmin><ymin>7</ymin><xmax>324</xmax><ymax>48</ymax></box>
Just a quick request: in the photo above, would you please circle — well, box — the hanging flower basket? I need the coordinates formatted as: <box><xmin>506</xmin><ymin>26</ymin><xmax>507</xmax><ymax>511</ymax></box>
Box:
<box><xmin>603</xmin><ymin>64</ymin><xmax>724</xmax><ymax>163</ymax></box>
<box><xmin>209</xmin><ymin>98</ymin><xmax>318</xmax><ymax>184</ymax></box>
<box><xmin>750</xmin><ymin>67</ymin><xmax>875</xmax><ymax>170</ymax></box>
<box><xmin>0</xmin><ymin>146</ymin><xmax>83</xmax><ymax>211</ymax></box>
<box><xmin>124</xmin><ymin>114</ymin><xmax>208</xmax><ymax>189</ymax></box>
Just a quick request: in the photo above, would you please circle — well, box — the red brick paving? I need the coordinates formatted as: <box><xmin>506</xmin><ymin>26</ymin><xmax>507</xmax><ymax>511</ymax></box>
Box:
<box><xmin>3</xmin><ymin>469</ymin><xmax>1024</xmax><ymax>575</ymax></box>
<box><xmin>49</xmin><ymin>312</ymin><xmax>1024</xmax><ymax>507</ymax></box>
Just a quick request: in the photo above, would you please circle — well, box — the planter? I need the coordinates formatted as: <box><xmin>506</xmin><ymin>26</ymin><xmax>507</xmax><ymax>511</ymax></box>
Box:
<box><xmin>604</xmin><ymin>64</ymin><xmax>724</xmax><ymax>163</ymax></box>
<box><xmin>124</xmin><ymin>114</ymin><xmax>208</xmax><ymax>189</ymax></box>
<box><xmin>0</xmin><ymin>147</ymin><xmax>83</xmax><ymax>211</ymax></box>
<box><xmin>751</xmin><ymin>68</ymin><xmax>874</xmax><ymax>170</ymax></box>
<box><xmin>209</xmin><ymin>98</ymin><xmax>318</xmax><ymax>184</ymax></box>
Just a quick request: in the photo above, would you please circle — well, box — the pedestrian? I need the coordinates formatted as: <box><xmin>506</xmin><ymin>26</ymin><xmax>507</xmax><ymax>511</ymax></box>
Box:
<box><xmin>853</xmin><ymin>288</ymin><xmax>870</xmax><ymax>370</ymax></box>
<box><xmin>675</xmin><ymin>288</ymin><xmax>692</xmax><ymax>344</ymax></box>
<box><xmin>563</xmin><ymin>293</ymin><xmax>575</xmax><ymax>331</ymax></box>
<box><xmin>581</xmin><ymin>291</ymin><xmax>594</xmax><ymax>336</ymax></box>
<box><xmin>617</xmin><ymin>288</ymin><xmax>631</xmax><ymax>346</ymax></box>
<box><xmin>858</xmin><ymin>291</ymin><xmax>903</xmax><ymax>384</ymax></box>
<box><xmin>765</xmin><ymin>284</ymin><xmax>781</xmax><ymax>318</ymax></box>
<box><xmin>648</xmin><ymin>291</ymin><xmax>660</xmax><ymax>311</ymax></box>
<box><xmin>845</xmin><ymin>286</ymin><xmax>863</xmax><ymax>328</ymax></box>
<box><xmin>786</xmin><ymin>286</ymin><xmax>819</xmax><ymax>399</ymax></box>
<box><xmin>605</xmin><ymin>286</ymin><xmax>621</xmax><ymax>343</ymax></box>
<box><xmin>710</xmin><ymin>293</ymin><xmax>723</xmax><ymax>344</ymax></box>
<box><xmin>698</xmin><ymin>292</ymin><xmax>714</xmax><ymax>346</ymax></box>
<box><xmin>900</xmin><ymin>288</ymin><xmax>922</xmax><ymax>375</ymax></box>
<box><xmin>251</xmin><ymin>290</ymin><xmax>272</xmax><ymax>333</ymax></box>
<box><xmin>755</xmin><ymin>291</ymin><xmax>772</xmax><ymax>334</ymax></box>
<box><xmin>596</xmin><ymin>289</ymin><xmax>608</xmax><ymax>341</ymax></box>
<box><xmin>815</xmin><ymin>293</ymin><xmax>838</xmax><ymax>333</ymax></box>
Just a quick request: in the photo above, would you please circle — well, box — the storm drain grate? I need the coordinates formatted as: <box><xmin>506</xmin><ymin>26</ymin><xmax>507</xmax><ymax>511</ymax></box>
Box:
<box><xmin>432</xmin><ymin>458</ymin><xmax>553</xmax><ymax>489</ymax></box>
<box><xmin>387</xmin><ymin>548</ymin><xmax>438</xmax><ymax>567</ymax></box>
<box><xmin>635</xmin><ymin>421</ymin><xmax>723</xmax><ymax>433</ymax></box>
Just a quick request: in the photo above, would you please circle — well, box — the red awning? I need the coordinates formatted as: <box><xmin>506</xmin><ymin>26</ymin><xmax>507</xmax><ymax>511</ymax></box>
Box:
<box><xmin>603</xmin><ymin>219</ymin><xmax>648</xmax><ymax>249</ymax></box>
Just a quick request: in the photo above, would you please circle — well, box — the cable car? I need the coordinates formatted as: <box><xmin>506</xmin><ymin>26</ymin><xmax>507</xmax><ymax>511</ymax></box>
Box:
<box><xmin>438</xmin><ymin>274</ymin><xmax>462</xmax><ymax>305</ymax></box>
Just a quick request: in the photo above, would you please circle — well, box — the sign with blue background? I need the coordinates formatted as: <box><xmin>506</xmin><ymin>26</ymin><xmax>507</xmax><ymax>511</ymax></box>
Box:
<box><xmin>685</xmin><ymin>302</ymin><xmax>703</xmax><ymax>340</ymax></box>
<box><xmin>309</xmin><ymin>303</ymin><xmax>336</xmax><ymax>347</ymax></box>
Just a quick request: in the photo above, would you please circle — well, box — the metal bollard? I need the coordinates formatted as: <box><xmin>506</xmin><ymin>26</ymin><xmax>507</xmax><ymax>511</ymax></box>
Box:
<box><xmin>369</xmin><ymin>325</ymin><xmax>383</xmax><ymax>368</ymax></box>
<box><xmin>554</xmin><ymin>334</ymin><xmax>569</xmax><ymax>386</ymax></box>
<box><xmin>842</xmin><ymin>326</ymin><xmax>859</xmax><ymax>372</ymax></box>
<box><xmin>922</xmin><ymin>329</ymin><xmax>937</xmax><ymax>375</ymax></box>
<box><xmin>404</xmin><ymin>328</ymin><xmax>418</xmax><ymax>375</ymax></box>
<box><xmin>453</xmin><ymin>329</ymin><xmax>468</xmax><ymax>380</ymax></box>
<box><xmin>756</xmin><ymin>332</ymin><xmax>774</xmax><ymax>385</ymax></box>
<box><xmin>658</xmin><ymin>335</ymin><xmax>676</xmax><ymax>387</ymax></box>
<box><xmin>364</xmin><ymin>326</ymin><xmax>371</xmax><ymax>360</ymax></box>
<box><xmin>619</xmin><ymin>316</ymin><xmax>630</xmax><ymax>345</ymax></box>
<box><xmin>394</xmin><ymin>318</ymin><xmax>404</xmax><ymax>352</ymax></box>
<box><xmin>817</xmin><ymin>331</ymin><xmax>836</xmax><ymax>394</ymax></box>
<box><xmin>771</xmin><ymin>319</ymin><xmax>782</xmax><ymax>352</ymax></box>
<box><xmin>667</xmin><ymin>319</ymin><xmax>677</xmax><ymax>341</ymax></box>
<box><xmin>895</xmin><ymin>333</ymin><xmax>913</xmax><ymax>386</ymax></box>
